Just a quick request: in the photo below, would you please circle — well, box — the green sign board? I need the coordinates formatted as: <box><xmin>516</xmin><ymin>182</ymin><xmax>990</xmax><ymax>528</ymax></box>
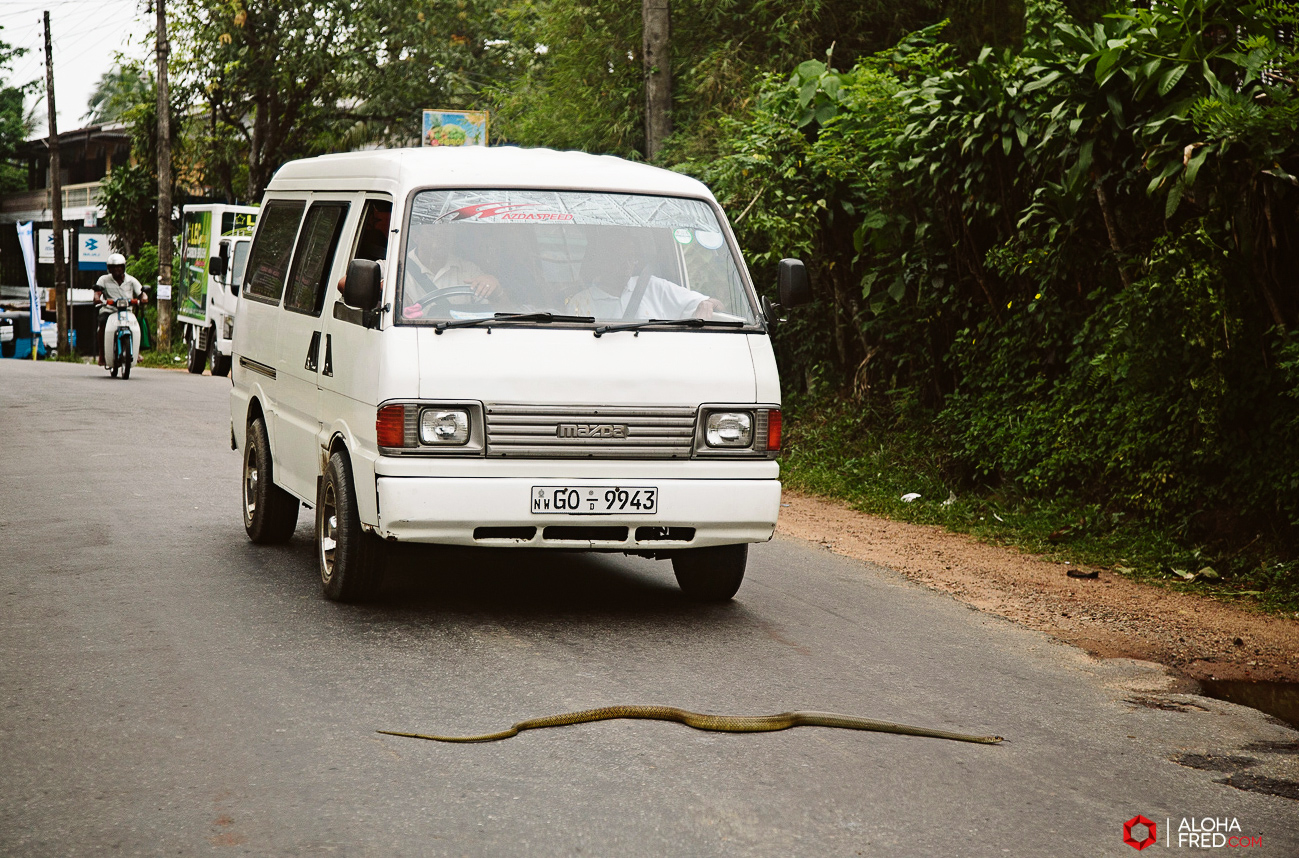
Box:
<box><xmin>174</xmin><ymin>209</ymin><xmax>258</xmax><ymax>322</ymax></box>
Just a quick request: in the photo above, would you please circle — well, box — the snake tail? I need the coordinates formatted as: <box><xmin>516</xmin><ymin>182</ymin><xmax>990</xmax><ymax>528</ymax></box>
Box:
<box><xmin>378</xmin><ymin>705</ymin><xmax>1003</xmax><ymax>745</ymax></box>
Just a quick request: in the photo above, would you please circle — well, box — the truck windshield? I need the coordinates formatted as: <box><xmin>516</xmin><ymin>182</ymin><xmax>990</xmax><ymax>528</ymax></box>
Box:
<box><xmin>398</xmin><ymin>189</ymin><xmax>759</xmax><ymax>327</ymax></box>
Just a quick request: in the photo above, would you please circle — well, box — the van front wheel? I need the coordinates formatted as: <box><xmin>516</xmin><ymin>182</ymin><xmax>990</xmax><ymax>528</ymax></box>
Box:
<box><xmin>672</xmin><ymin>544</ymin><xmax>747</xmax><ymax>602</ymax></box>
<box><xmin>242</xmin><ymin>417</ymin><xmax>299</xmax><ymax>543</ymax></box>
<box><xmin>317</xmin><ymin>451</ymin><xmax>385</xmax><ymax>602</ymax></box>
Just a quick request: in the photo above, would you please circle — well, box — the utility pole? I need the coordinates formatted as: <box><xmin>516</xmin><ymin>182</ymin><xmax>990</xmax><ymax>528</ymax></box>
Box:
<box><xmin>642</xmin><ymin>0</ymin><xmax>671</xmax><ymax>161</ymax></box>
<box><xmin>156</xmin><ymin>0</ymin><xmax>172</xmax><ymax>350</ymax></box>
<box><xmin>43</xmin><ymin>11</ymin><xmax>69</xmax><ymax>355</ymax></box>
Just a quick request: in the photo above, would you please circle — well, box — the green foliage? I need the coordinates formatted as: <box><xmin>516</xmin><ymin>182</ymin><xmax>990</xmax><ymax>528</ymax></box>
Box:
<box><xmin>85</xmin><ymin>67</ymin><xmax>152</xmax><ymax>124</ymax></box>
<box><xmin>488</xmin><ymin>0</ymin><xmax>645</xmax><ymax>156</ymax></box>
<box><xmin>490</xmin><ymin>0</ymin><xmax>949</xmax><ymax>159</ymax></box>
<box><xmin>173</xmin><ymin>0</ymin><xmax>519</xmax><ymax>198</ymax></box>
<box><xmin>126</xmin><ymin>244</ymin><xmax>159</xmax><ymax>285</ymax></box>
<box><xmin>99</xmin><ymin>164</ymin><xmax>158</xmax><ymax>257</ymax></box>
<box><xmin>682</xmin><ymin>0</ymin><xmax>1299</xmax><ymax>587</ymax></box>
<box><xmin>782</xmin><ymin>392</ymin><xmax>1299</xmax><ymax>612</ymax></box>
<box><xmin>91</xmin><ymin>61</ymin><xmax>188</xmax><ymax>256</ymax></box>
<box><xmin>0</xmin><ymin>33</ymin><xmax>31</xmax><ymax>193</ymax></box>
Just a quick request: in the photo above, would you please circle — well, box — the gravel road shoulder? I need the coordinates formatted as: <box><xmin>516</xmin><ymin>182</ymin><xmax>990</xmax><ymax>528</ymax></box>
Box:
<box><xmin>777</xmin><ymin>490</ymin><xmax>1299</xmax><ymax>683</ymax></box>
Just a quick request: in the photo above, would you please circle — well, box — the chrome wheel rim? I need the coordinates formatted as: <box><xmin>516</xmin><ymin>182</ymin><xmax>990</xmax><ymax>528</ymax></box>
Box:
<box><xmin>243</xmin><ymin>447</ymin><xmax>258</xmax><ymax>523</ymax></box>
<box><xmin>319</xmin><ymin>480</ymin><xmax>338</xmax><ymax>584</ymax></box>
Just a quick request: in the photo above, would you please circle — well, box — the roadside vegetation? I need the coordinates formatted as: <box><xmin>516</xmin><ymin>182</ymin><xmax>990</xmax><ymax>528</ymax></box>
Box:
<box><xmin>88</xmin><ymin>0</ymin><xmax>1298</xmax><ymax>608</ymax></box>
<box><xmin>678</xmin><ymin>0</ymin><xmax>1299</xmax><ymax>611</ymax></box>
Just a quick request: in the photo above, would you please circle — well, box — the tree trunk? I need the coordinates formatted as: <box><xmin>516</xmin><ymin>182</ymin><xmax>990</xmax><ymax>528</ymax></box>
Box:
<box><xmin>1095</xmin><ymin>180</ymin><xmax>1131</xmax><ymax>290</ymax></box>
<box><xmin>642</xmin><ymin>0</ymin><xmax>671</xmax><ymax>160</ymax></box>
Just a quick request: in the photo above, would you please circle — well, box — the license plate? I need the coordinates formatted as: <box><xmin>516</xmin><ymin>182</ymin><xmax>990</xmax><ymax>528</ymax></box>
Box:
<box><xmin>531</xmin><ymin>486</ymin><xmax>658</xmax><ymax>515</ymax></box>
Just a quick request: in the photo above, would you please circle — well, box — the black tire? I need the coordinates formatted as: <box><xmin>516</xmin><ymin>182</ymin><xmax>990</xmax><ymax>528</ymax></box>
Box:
<box><xmin>121</xmin><ymin>354</ymin><xmax>131</xmax><ymax>379</ymax></box>
<box><xmin>187</xmin><ymin>338</ymin><xmax>206</xmax><ymax>374</ymax></box>
<box><xmin>109</xmin><ymin>364</ymin><xmax>118</xmax><ymax>378</ymax></box>
<box><xmin>242</xmin><ymin>417</ymin><xmax>299</xmax><ymax>544</ymax></box>
<box><xmin>210</xmin><ymin>346</ymin><xmax>231</xmax><ymax>377</ymax></box>
<box><xmin>317</xmin><ymin>450</ymin><xmax>385</xmax><ymax>602</ymax></box>
<box><xmin>672</xmin><ymin>544</ymin><xmax>748</xmax><ymax>602</ymax></box>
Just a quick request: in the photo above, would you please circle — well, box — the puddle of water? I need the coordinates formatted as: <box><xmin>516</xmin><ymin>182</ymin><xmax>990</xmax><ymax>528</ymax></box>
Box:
<box><xmin>1199</xmin><ymin>680</ymin><xmax>1299</xmax><ymax>730</ymax></box>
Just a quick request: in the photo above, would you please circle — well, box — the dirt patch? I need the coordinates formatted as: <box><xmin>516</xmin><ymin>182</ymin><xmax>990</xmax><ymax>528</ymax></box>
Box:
<box><xmin>776</xmin><ymin>491</ymin><xmax>1299</xmax><ymax>683</ymax></box>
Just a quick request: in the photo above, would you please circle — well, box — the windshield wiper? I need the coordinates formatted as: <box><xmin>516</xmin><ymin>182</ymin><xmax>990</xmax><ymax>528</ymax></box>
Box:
<box><xmin>433</xmin><ymin>312</ymin><xmax>595</xmax><ymax>334</ymax></box>
<box><xmin>593</xmin><ymin>317</ymin><xmax>748</xmax><ymax>337</ymax></box>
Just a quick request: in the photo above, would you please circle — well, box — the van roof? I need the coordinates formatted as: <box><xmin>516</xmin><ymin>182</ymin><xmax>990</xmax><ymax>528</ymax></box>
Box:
<box><xmin>267</xmin><ymin>147</ymin><xmax>716</xmax><ymax>201</ymax></box>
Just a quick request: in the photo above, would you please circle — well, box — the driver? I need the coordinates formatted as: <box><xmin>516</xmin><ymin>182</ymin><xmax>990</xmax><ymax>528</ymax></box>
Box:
<box><xmin>402</xmin><ymin>222</ymin><xmax>499</xmax><ymax>318</ymax></box>
<box><xmin>94</xmin><ymin>253</ymin><xmax>147</xmax><ymax>366</ymax></box>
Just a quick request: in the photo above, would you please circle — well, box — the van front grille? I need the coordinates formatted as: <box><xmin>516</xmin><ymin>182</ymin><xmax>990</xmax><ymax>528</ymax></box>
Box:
<box><xmin>484</xmin><ymin>404</ymin><xmax>696</xmax><ymax>459</ymax></box>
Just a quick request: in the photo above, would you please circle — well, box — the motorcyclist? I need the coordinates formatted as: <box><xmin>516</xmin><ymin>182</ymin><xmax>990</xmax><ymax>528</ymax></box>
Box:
<box><xmin>94</xmin><ymin>253</ymin><xmax>147</xmax><ymax>365</ymax></box>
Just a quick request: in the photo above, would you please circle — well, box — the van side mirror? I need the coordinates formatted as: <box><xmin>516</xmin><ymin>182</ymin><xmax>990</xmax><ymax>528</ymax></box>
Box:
<box><xmin>209</xmin><ymin>255</ymin><xmax>227</xmax><ymax>278</ymax></box>
<box><xmin>342</xmin><ymin>259</ymin><xmax>382</xmax><ymax>312</ymax></box>
<box><xmin>777</xmin><ymin>259</ymin><xmax>811</xmax><ymax>307</ymax></box>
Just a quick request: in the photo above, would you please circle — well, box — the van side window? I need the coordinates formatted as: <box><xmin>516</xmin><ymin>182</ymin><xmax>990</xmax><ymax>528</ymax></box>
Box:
<box><xmin>243</xmin><ymin>201</ymin><xmax>305</xmax><ymax>304</ymax></box>
<box><xmin>353</xmin><ymin>200</ymin><xmax>392</xmax><ymax>262</ymax></box>
<box><xmin>284</xmin><ymin>202</ymin><xmax>349</xmax><ymax>316</ymax></box>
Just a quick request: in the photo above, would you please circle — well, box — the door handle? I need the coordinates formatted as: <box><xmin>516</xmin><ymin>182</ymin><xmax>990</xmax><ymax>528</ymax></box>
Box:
<box><xmin>305</xmin><ymin>331</ymin><xmax>321</xmax><ymax>371</ymax></box>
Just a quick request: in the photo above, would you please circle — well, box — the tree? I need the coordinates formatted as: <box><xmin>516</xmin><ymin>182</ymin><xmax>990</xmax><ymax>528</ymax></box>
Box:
<box><xmin>92</xmin><ymin>62</ymin><xmax>186</xmax><ymax>256</ymax></box>
<box><xmin>173</xmin><ymin>0</ymin><xmax>519</xmax><ymax>200</ymax></box>
<box><xmin>488</xmin><ymin>0</ymin><xmax>948</xmax><ymax>159</ymax></box>
<box><xmin>85</xmin><ymin>67</ymin><xmax>151</xmax><ymax>124</ymax></box>
<box><xmin>0</xmin><ymin>35</ymin><xmax>32</xmax><ymax>193</ymax></box>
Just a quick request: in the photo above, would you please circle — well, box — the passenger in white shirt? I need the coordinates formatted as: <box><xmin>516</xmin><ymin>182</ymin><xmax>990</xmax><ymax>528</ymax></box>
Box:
<box><xmin>567</xmin><ymin>230</ymin><xmax>723</xmax><ymax>321</ymax></box>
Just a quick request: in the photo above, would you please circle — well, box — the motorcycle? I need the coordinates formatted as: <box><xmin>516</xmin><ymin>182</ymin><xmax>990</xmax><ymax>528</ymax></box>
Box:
<box><xmin>102</xmin><ymin>297</ymin><xmax>142</xmax><ymax>379</ymax></box>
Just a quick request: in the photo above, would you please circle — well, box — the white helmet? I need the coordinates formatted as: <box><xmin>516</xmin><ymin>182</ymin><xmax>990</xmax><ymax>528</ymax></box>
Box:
<box><xmin>107</xmin><ymin>253</ymin><xmax>127</xmax><ymax>266</ymax></box>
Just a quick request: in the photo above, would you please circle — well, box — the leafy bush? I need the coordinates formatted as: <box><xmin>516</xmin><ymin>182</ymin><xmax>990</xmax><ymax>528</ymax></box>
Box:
<box><xmin>681</xmin><ymin>0</ymin><xmax>1299</xmax><ymax>573</ymax></box>
<box><xmin>126</xmin><ymin>243</ymin><xmax>159</xmax><ymax>285</ymax></box>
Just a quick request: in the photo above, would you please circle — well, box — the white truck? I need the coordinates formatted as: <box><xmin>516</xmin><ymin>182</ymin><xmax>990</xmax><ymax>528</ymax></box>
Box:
<box><xmin>175</xmin><ymin>203</ymin><xmax>258</xmax><ymax>376</ymax></box>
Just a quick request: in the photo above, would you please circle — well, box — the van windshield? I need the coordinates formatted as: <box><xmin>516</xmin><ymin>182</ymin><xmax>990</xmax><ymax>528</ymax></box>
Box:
<box><xmin>398</xmin><ymin>189</ymin><xmax>758</xmax><ymax>327</ymax></box>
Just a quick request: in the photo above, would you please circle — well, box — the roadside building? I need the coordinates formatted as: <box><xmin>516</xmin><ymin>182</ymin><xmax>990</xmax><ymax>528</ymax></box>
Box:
<box><xmin>0</xmin><ymin>124</ymin><xmax>130</xmax><ymax>356</ymax></box>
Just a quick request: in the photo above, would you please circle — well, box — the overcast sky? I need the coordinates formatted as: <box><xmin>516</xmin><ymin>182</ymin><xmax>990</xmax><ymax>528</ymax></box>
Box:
<box><xmin>1</xmin><ymin>0</ymin><xmax>149</xmax><ymax>137</ymax></box>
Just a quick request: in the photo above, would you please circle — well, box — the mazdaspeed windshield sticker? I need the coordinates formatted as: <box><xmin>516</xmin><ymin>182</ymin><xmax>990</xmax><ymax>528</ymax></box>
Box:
<box><xmin>411</xmin><ymin>190</ymin><xmax>723</xmax><ymax>231</ymax></box>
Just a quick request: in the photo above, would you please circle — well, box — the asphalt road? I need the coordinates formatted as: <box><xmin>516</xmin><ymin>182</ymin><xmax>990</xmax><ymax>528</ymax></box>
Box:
<box><xmin>2</xmin><ymin>359</ymin><xmax>1296</xmax><ymax>857</ymax></box>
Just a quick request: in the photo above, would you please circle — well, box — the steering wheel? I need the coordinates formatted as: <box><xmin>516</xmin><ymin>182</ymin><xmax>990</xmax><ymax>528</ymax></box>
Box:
<box><xmin>416</xmin><ymin>286</ymin><xmax>484</xmax><ymax>313</ymax></box>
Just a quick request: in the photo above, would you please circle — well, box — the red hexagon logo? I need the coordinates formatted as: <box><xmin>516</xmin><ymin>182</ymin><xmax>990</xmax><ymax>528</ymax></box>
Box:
<box><xmin>1123</xmin><ymin>815</ymin><xmax>1158</xmax><ymax>850</ymax></box>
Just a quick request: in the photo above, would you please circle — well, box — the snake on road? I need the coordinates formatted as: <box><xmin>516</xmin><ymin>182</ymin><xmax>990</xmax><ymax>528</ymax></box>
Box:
<box><xmin>377</xmin><ymin>705</ymin><xmax>1003</xmax><ymax>744</ymax></box>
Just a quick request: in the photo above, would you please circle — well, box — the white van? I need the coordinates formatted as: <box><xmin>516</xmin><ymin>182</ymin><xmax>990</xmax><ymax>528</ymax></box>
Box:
<box><xmin>229</xmin><ymin>147</ymin><xmax>809</xmax><ymax>603</ymax></box>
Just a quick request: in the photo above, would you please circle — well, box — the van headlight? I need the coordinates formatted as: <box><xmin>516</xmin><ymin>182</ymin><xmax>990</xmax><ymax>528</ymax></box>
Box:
<box><xmin>694</xmin><ymin>406</ymin><xmax>781</xmax><ymax>458</ymax></box>
<box><xmin>420</xmin><ymin>409</ymin><xmax>470</xmax><ymax>445</ymax></box>
<box><xmin>377</xmin><ymin>401</ymin><xmax>483</xmax><ymax>455</ymax></box>
<box><xmin>705</xmin><ymin>411</ymin><xmax>753</xmax><ymax>447</ymax></box>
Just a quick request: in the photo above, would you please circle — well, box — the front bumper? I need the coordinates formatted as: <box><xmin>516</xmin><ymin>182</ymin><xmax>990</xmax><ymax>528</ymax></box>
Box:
<box><xmin>375</xmin><ymin>476</ymin><xmax>781</xmax><ymax>548</ymax></box>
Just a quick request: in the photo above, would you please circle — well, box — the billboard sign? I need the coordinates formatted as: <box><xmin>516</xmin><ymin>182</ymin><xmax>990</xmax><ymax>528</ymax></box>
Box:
<box><xmin>422</xmin><ymin>109</ymin><xmax>489</xmax><ymax>147</ymax></box>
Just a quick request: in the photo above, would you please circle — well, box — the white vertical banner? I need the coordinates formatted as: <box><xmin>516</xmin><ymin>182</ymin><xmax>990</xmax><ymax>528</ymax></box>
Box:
<box><xmin>16</xmin><ymin>222</ymin><xmax>39</xmax><ymax>358</ymax></box>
